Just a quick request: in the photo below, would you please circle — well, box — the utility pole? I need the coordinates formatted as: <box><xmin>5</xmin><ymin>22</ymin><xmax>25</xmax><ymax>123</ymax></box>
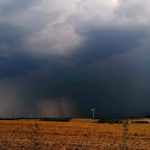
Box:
<box><xmin>90</xmin><ymin>108</ymin><xmax>95</xmax><ymax>119</ymax></box>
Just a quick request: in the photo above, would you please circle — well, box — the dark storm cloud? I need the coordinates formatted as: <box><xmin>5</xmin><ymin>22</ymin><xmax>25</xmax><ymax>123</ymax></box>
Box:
<box><xmin>0</xmin><ymin>54</ymin><xmax>43</xmax><ymax>78</ymax></box>
<box><xmin>0</xmin><ymin>23</ymin><xmax>43</xmax><ymax>79</ymax></box>
<box><xmin>0</xmin><ymin>0</ymin><xmax>38</xmax><ymax>15</ymax></box>
<box><xmin>71</xmin><ymin>27</ymin><xmax>149</xmax><ymax>64</ymax></box>
<box><xmin>0</xmin><ymin>0</ymin><xmax>150</xmax><ymax>118</ymax></box>
<box><xmin>16</xmin><ymin>26</ymin><xmax>150</xmax><ymax>118</ymax></box>
<box><xmin>0</xmin><ymin>23</ymin><xmax>25</xmax><ymax>53</ymax></box>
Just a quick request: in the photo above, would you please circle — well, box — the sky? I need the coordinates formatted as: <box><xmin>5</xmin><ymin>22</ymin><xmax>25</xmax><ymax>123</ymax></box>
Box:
<box><xmin>0</xmin><ymin>0</ymin><xmax>150</xmax><ymax>118</ymax></box>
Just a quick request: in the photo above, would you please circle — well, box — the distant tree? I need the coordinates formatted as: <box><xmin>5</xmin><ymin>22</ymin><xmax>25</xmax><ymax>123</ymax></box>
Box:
<box><xmin>145</xmin><ymin>115</ymin><xmax>150</xmax><ymax>118</ymax></box>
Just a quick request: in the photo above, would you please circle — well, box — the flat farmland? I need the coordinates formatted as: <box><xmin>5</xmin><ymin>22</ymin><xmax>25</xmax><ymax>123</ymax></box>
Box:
<box><xmin>0</xmin><ymin>120</ymin><xmax>150</xmax><ymax>150</ymax></box>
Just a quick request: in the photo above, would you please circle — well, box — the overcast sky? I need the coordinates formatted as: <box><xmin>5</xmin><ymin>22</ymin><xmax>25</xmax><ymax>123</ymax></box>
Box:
<box><xmin>0</xmin><ymin>0</ymin><xmax>150</xmax><ymax>118</ymax></box>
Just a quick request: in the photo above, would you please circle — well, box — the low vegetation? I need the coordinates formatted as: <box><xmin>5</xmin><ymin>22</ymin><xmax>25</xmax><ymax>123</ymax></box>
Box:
<box><xmin>0</xmin><ymin>119</ymin><xmax>149</xmax><ymax>149</ymax></box>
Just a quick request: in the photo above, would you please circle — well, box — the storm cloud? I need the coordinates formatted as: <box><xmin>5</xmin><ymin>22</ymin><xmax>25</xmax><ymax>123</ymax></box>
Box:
<box><xmin>0</xmin><ymin>0</ymin><xmax>150</xmax><ymax>118</ymax></box>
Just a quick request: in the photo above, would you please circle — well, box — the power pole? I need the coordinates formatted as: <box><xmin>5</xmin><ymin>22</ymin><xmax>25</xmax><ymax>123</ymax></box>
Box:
<box><xmin>90</xmin><ymin>108</ymin><xmax>95</xmax><ymax>119</ymax></box>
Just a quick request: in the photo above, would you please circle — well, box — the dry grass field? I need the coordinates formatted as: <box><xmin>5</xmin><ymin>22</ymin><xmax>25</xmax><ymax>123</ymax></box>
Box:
<box><xmin>0</xmin><ymin>120</ymin><xmax>150</xmax><ymax>150</ymax></box>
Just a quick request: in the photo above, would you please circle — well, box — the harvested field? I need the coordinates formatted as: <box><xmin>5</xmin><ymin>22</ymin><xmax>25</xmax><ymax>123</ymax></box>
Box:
<box><xmin>0</xmin><ymin>120</ymin><xmax>149</xmax><ymax>150</ymax></box>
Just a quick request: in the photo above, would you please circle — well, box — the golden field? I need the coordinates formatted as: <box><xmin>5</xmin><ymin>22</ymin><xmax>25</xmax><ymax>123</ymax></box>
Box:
<box><xmin>0</xmin><ymin>120</ymin><xmax>149</xmax><ymax>150</ymax></box>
